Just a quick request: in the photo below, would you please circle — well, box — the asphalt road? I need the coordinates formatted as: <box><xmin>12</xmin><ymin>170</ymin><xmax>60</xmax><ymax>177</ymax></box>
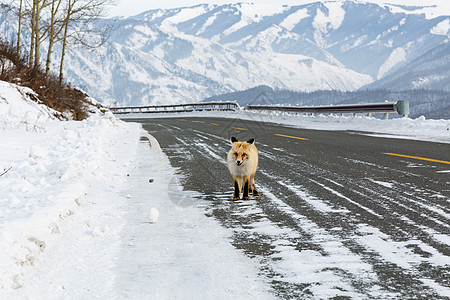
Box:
<box><xmin>128</xmin><ymin>116</ymin><xmax>450</xmax><ymax>299</ymax></box>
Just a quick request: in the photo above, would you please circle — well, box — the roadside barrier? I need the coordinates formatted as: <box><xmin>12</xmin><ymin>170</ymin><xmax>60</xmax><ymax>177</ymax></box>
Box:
<box><xmin>110</xmin><ymin>101</ymin><xmax>239</xmax><ymax>114</ymax></box>
<box><xmin>247</xmin><ymin>100</ymin><xmax>409</xmax><ymax>119</ymax></box>
<box><xmin>111</xmin><ymin>100</ymin><xmax>409</xmax><ymax>119</ymax></box>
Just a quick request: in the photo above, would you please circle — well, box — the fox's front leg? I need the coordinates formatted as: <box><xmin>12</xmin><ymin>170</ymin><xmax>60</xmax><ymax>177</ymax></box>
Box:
<box><xmin>243</xmin><ymin>176</ymin><xmax>250</xmax><ymax>200</ymax></box>
<box><xmin>233</xmin><ymin>179</ymin><xmax>240</xmax><ymax>200</ymax></box>
<box><xmin>251</xmin><ymin>173</ymin><xmax>259</xmax><ymax>196</ymax></box>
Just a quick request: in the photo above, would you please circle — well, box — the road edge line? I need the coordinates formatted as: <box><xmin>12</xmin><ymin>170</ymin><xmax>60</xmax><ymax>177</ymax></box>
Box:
<box><xmin>142</xmin><ymin>131</ymin><xmax>162</xmax><ymax>151</ymax></box>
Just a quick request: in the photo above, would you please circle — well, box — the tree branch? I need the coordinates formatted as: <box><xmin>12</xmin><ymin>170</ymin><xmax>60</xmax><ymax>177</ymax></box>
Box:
<box><xmin>0</xmin><ymin>166</ymin><xmax>12</xmax><ymax>177</ymax></box>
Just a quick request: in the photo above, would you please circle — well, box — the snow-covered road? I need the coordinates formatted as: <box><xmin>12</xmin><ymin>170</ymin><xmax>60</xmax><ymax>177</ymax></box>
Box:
<box><xmin>134</xmin><ymin>116</ymin><xmax>450</xmax><ymax>299</ymax></box>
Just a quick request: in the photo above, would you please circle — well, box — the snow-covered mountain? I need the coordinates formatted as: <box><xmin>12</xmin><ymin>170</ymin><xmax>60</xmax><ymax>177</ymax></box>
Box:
<box><xmin>364</xmin><ymin>42</ymin><xmax>450</xmax><ymax>91</ymax></box>
<box><xmin>1</xmin><ymin>1</ymin><xmax>449</xmax><ymax>106</ymax></box>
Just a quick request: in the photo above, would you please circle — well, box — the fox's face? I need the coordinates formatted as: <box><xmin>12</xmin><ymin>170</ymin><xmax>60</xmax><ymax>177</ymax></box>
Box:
<box><xmin>230</xmin><ymin>137</ymin><xmax>255</xmax><ymax>167</ymax></box>
<box><xmin>232</xmin><ymin>150</ymin><xmax>248</xmax><ymax>166</ymax></box>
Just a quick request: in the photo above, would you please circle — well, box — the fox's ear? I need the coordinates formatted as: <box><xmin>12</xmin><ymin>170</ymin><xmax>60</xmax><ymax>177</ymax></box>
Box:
<box><xmin>247</xmin><ymin>138</ymin><xmax>255</xmax><ymax>145</ymax></box>
<box><xmin>231</xmin><ymin>136</ymin><xmax>238</xmax><ymax>144</ymax></box>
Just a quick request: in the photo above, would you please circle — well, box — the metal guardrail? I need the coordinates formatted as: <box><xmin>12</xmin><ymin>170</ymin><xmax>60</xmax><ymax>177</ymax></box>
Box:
<box><xmin>110</xmin><ymin>101</ymin><xmax>239</xmax><ymax>114</ymax></box>
<box><xmin>111</xmin><ymin>100</ymin><xmax>410</xmax><ymax>119</ymax></box>
<box><xmin>247</xmin><ymin>100</ymin><xmax>409</xmax><ymax>118</ymax></box>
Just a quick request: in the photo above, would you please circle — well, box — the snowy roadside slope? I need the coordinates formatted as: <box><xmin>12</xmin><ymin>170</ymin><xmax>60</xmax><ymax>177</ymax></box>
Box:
<box><xmin>0</xmin><ymin>80</ymin><xmax>140</xmax><ymax>290</ymax></box>
<box><xmin>0</xmin><ymin>80</ymin><xmax>59</xmax><ymax>129</ymax></box>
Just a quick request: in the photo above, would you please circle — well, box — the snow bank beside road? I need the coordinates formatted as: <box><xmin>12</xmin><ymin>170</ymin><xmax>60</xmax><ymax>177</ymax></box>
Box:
<box><xmin>0</xmin><ymin>80</ymin><xmax>140</xmax><ymax>290</ymax></box>
<box><xmin>0</xmin><ymin>81</ymin><xmax>59</xmax><ymax>129</ymax></box>
<box><xmin>0</xmin><ymin>113</ymin><xmax>140</xmax><ymax>289</ymax></box>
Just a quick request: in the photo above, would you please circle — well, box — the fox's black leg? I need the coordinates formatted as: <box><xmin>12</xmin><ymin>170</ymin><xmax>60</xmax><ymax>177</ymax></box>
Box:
<box><xmin>251</xmin><ymin>175</ymin><xmax>259</xmax><ymax>196</ymax></box>
<box><xmin>243</xmin><ymin>180</ymin><xmax>249</xmax><ymax>200</ymax></box>
<box><xmin>233</xmin><ymin>180</ymin><xmax>240</xmax><ymax>200</ymax></box>
<box><xmin>253</xmin><ymin>186</ymin><xmax>259</xmax><ymax>197</ymax></box>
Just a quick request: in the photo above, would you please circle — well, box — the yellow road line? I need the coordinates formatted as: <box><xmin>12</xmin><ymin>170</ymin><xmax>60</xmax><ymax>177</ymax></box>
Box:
<box><xmin>232</xmin><ymin>127</ymin><xmax>248</xmax><ymax>130</ymax></box>
<box><xmin>193</xmin><ymin>120</ymin><xmax>204</xmax><ymax>123</ymax></box>
<box><xmin>210</xmin><ymin>123</ymin><xmax>219</xmax><ymax>126</ymax></box>
<box><xmin>383</xmin><ymin>153</ymin><xmax>450</xmax><ymax>165</ymax></box>
<box><xmin>274</xmin><ymin>133</ymin><xmax>309</xmax><ymax>141</ymax></box>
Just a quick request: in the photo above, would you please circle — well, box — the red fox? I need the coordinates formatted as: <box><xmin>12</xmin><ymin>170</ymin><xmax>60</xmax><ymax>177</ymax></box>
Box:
<box><xmin>227</xmin><ymin>137</ymin><xmax>259</xmax><ymax>200</ymax></box>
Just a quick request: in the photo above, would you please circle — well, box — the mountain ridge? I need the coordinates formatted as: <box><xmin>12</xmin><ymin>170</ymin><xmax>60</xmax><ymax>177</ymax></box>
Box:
<box><xmin>0</xmin><ymin>1</ymin><xmax>448</xmax><ymax>106</ymax></box>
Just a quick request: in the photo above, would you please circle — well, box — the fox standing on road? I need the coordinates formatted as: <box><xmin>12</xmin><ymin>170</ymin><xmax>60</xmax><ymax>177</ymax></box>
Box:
<box><xmin>227</xmin><ymin>136</ymin><xmax>259</xmax><ymax>200</ymax></box>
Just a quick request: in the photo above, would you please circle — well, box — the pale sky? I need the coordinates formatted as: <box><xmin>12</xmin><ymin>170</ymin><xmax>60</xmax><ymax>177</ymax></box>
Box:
<box><xmin>107</xmin><ymin>0</ymin><xmax>450</xmax><ymax>18</ymax></box>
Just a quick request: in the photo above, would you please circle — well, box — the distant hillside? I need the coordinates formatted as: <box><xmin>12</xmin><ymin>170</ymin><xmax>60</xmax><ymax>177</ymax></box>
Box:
<box><xmin>365</xmin><ymin>43</ymin><xmax>450</xmax><ymax>91</ymax></box>
<box><xmin>203</xmin><ymin>86</ymin><xmax>450</xmax><ymax>119</ymax></box>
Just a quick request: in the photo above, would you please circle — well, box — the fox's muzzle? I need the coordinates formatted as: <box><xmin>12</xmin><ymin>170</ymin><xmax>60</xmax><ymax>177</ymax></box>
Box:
<box><xmin>236</xmin><ymin>160</ymin><xmax>243</xmax><ymax>166</ymax></box>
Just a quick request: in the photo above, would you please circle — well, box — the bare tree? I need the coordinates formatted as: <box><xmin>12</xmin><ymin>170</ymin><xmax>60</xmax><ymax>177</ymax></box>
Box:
<box><xmin>16</xmin><ymin>0</ymin><xmax>23</xmax><ymax>58</ymax></box>
<box><xmin>29</xmin><ymin>0</ymin><xmax>36</xmax><ymax>66</ymax></box>
<box><xmin>5</xmin><ymin>0</ymin><xmax>115</xmax><ymax>83</ymax></box>
<box><xmin>45</xmin><ymin>0</ymin><xmax>63</xmax><ymax>78</ymax></box>
<box><xmin>2</xmin><ymin>0</ymin><xmax>23</xmax><ymax>59</ymax></box>
<box><xmin>58</xmin><ymin>0</ymin><xmax>73</xmax><ymax>85</ymax></box>
<box><xmin>58</xmin><ymin>0</ymin><xmax>115</xmax><ymax>85</ymax></box>
<box><xmin>32</xmin><ymin>0</ymin><xmax>50</xmax><ymax>71</ymax></box>
<box><xmin>9</xmin><ymin>0</ymin><xmax>51</xmax><ymax>70</ymax></box>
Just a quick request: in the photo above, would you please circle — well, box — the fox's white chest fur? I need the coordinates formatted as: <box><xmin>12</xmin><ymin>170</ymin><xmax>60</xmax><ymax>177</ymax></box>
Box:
<box><xmin>227</xmin><ymin>153</ymin><xmax>257</xmax><ymax>176</ymax></box>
